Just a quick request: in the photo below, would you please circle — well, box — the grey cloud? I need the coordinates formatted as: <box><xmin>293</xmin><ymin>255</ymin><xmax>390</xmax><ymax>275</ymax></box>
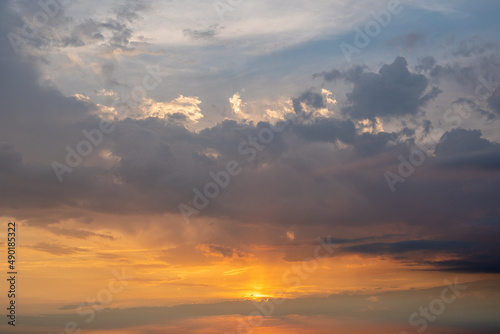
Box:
<box><xmin>354</xmin><ymin>131</ymin><xmax>398</xmax><ymax>157</ymax></box>
<box><xmin>434</xmin><ymin>128</ymin><xmax>494</xmax><ymax>157</ymax></box>
<box><xmin>17</xmin><ymin>280</ymin><xmax>500</xmax><ymax>331</ymax></box>
<box><xmin>315</xmin><ymin>57</ymin><xmax>440</xmax><ymax>120</ymax></box>
<box><xmin>45</xmin><ymin>226</ymin><xmax>115</xmax><ymax>240</ymax></box>
<box><xmin>416</xmin><ymin>47</ymin><xmax>500</xmax><ymax>91</ymax></box>
<box><xmin>415</xmin><ymin>56</ymin><xmax>437</xmax><ymax>72</ymax></box>
<box><xmin>184</xmin><ymin>24</ymin><xmax>221</xmax><ymax>41</ymax></box>
<box><xmin>2</xmin><ymin>111</ymin><xmax>499</xmax><ymax>242</ymax></box>
<box><xmin>488</xmin><ymin>87</ymin><xmax>500</xmax><ymax>114</ymax></box>
<box><xmin>114</xmin><ymin>0</ymin><xmax>149</xmax><ymax>23</ymax></box>
<box><xmin>318</xmin><ymin>234</ymin><xmax>403</xmax><ymax>245</ymax></box>
<box><xmin>56</xmin><ymin>19</ymin><xmax>105</xmax><ymax>47</ymax></box>
<box><xmin>1</xmin><ymin>1</ymin><xmax>500</xmax><ymax>263</ymax></box>
<box><xmin>342</xmin><ymin>57</ymin><xmax>441</xmax><ymax>120</ymax></box>
<box><xmin>291</xmin><ymin>118</ymin><xmax>356</xmax><ymax>144</ymax></box>
<box><xmin>343</xmin><ymin>239</ymin><xmax>475</xmax><ymax>255</ymax></box>
<box><xmin>387</xmin><ymin>32</ymin><xmax>425</xmax><ymax>49</ymax></box>
<box><xmin>341</xmin><ymin>238</ymin><xmax>500</xmax><ymax>273</ymax></box>
<box><xmin>428</xmin><ymin>253</ymin><xmax>500</xmax><ymax>273</ymax></box>
<box><xmin>0</xmin><ymin>4</ymin><xmax>101</xmax><ymax>165</ymax></box>
<box><xmin>27</xmin><ymin>242</ymin><xmax>88</xmax><ymax>255</ymax></box>
<box><xmin>436</xmin><ymin>147</ymin><xmax>500</xmax><ymax>171</ymax></box>
<box><xmin>12</xmin><ymin>0</ymin><xmax>149</xmax><ymax>50</ymax></box>
<box><xmin>453</xmin><ymin>36</ymin><xmax>498</xmax><ymax>57</ymax></box>
<box><xmin>0</xmin><ymin>143</ymin><xmax>23</xmax><ymax>173</ymax></box>
<box><xmin>422</xmin><ymin>119</ymin><xmax>432</xmax><ymax>134</ymax></box>
<box><xmin>429</xmin><ymin>64</ymin><xmax>477</xmax><ymax>86</ymax></box>
<box><xmin>50</xmin><ymin>17</ymin><xmax>134</xmax><ymax>49</ymax></box>
<box><xmin>203</xmin><ymin>244</ymin><xmax>246</xmax><ymax>258</ymax></box>
<box><xmin>292</xmin><ymin>90</ymin><xmax>326</xmax><ymax>115</ymax></box>
<box><xmin>313</xmin><ymin>65</ymin><xmax>366</xmax><ymax>83</ymax></box>
<box><xmin>100</xmin><ymin>19</ymin><xmax>133</xmax><ymax>48</ymax></box>
<box><xmin>312</xmin><ymin>68</ymin><xmax>342</xmax><ymax>82</ymax></box>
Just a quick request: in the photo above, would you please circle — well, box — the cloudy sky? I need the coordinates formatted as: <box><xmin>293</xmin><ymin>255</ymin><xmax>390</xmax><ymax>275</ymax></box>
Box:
<box><xmin>1</xmin><ymin>0</ymin><xmax>500</xmax><ymax>333</ymax></box>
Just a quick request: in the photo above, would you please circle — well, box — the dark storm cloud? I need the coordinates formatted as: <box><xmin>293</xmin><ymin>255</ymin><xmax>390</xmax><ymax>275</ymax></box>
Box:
<box><xmin>433</xmin><ymin>129</ymin><xmax>500</xmax><ymax>170</ymax></box>
<box><xmin>353</xmin><ymin>131</ymin><xmax>398</xmax><ymax>157</ymax></box>
<box><xmin>342</xmin><ymin>57</ymin><xmax>441</xmax><ymax>120</ymax></box>
<box><xmin>428</xmin><ymin>253</ymin><xmax>500</xmax><ymax>274</ymax></box>
<box><xmin>0</xmin><ymin>29</ymin><xmax>95</xmax><ymax>128</ymax></box>
<box><xmin>2</xmin><ymin>107</ymin><xmax>499</xmax><ymax>245</ymax></box>
<box><xmin>291</xmin><ymin>118</ymin><xmax>356</xmax><ymax>144</ymax></box>
<box><xmin>434</xmin><ymin>129</ymin><xmax>494</xmax><ymax>156</ymax></box>
<box><xmin>0</xmin><ymin>2</ymin><xmax>137</xmax><ymax>223</ymax></box>
<box><xmin>2</xmin><ymin>4</ymin><xmax>500</xmax><ymax>236</ymax></box>
<box><xmin>339</xmin><ymin>238</ymin><xmax>500</xmax><ymax>273</ymax></box>
<box><xmin>0</xmin><ymin>2</ymin><xmax>107</xmax><ymax>165</ymax></box>
<box><xmin>343</xmin><ymin>239</ymin><xmax>474</xmax><ymax>255</ymax></box>
<box><xmin>439</xmin><ymin>148</ymin><xmax>500</xmax><ymax>170</ymax></box>
<box><xmin>315</xmin><ymin>57</ymin><xmax>441</xmax><ymax>120</ymax></box>
<box><xmin>1</xmin><ymin>1</ymin><xmax>499</xmax><ymax>264</ymax></box>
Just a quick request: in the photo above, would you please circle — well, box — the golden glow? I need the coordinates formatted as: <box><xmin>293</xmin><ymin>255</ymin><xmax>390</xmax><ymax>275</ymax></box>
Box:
<box><xmin>4</xmin><ymin>218</ymin><xmax>495</xmax><ymax>334</ymax></box>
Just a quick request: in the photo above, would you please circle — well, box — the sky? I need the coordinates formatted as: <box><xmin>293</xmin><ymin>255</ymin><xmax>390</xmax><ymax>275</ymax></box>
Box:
<box><xmin>0</xmin><ymin>0</ymin><xmax>500</xmax><ymax>333</ymax></box>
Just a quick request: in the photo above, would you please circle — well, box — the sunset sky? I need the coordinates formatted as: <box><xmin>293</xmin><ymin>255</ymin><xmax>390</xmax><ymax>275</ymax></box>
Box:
<box><xmin>1</xmin><ymin>0</ymin><xmax>500</xmax><ymax>333</ymax></box>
